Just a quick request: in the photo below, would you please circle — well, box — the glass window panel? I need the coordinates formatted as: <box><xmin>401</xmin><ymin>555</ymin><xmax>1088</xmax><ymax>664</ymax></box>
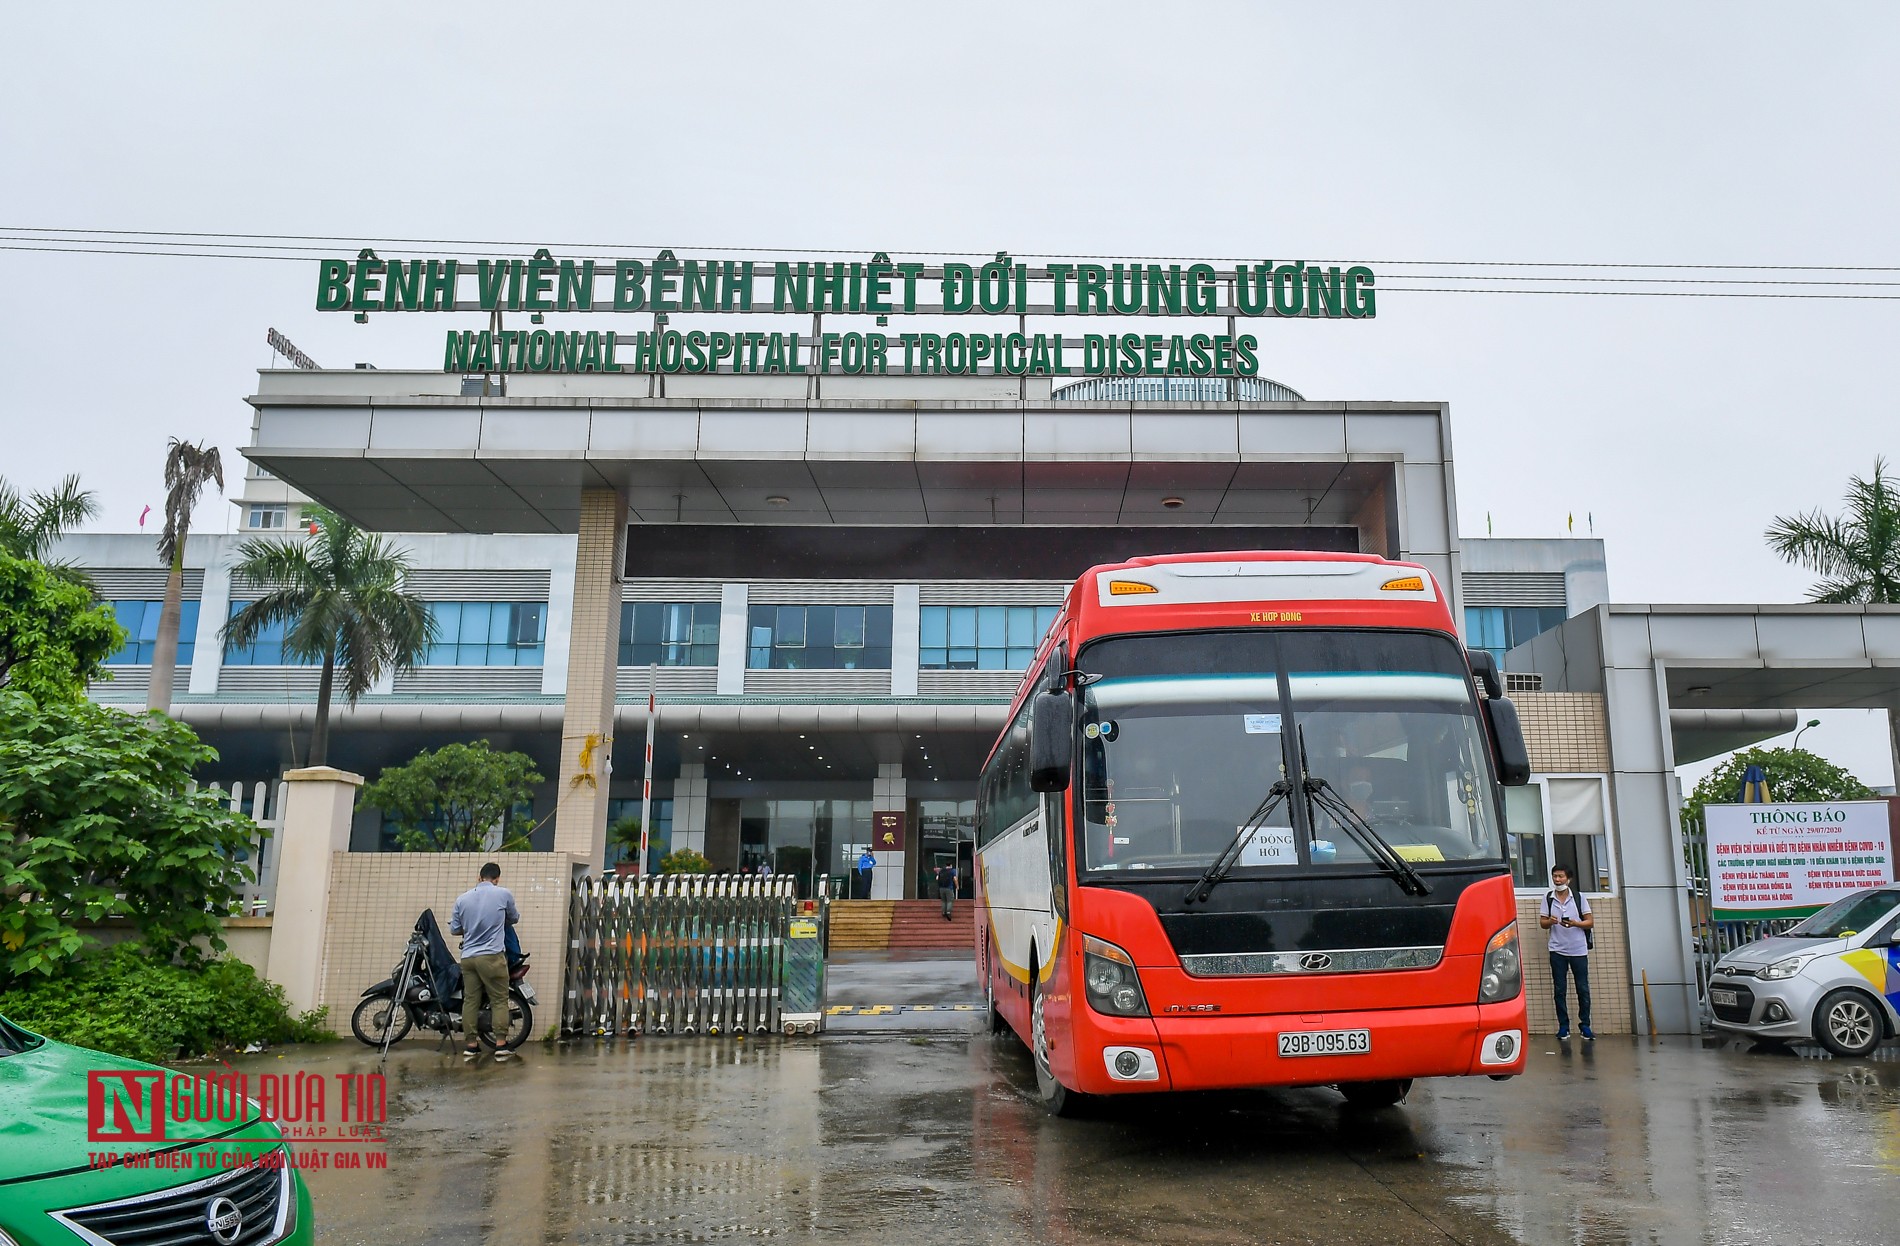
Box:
<box><xmin>659</xmin><ymin>604</ymin><xmax>690</xmax><ymax>644</ymax></box>
<box><xmin>1006</xmin><ymin>647</ymin><xmax>1034</xmax><ymax>669</ymax></box>
<box><xmin>135</xmin><ymin>604</ymin><xmax>160</xmax><ymax>644</ymax></box>
<box><xmin>1505</xmin><ymin>607</ymin><xmax>1543</xmax><ymax>647</ymax></box>
<box><xmin>921</xmin><ymin>648</ymin><xmax>947</xmax><ymax>669</ymax></box>
<box><xmin>866</xmin><ymin>606</ymin><xmax>892</xmax><ymax>648</ymax></box>
<box><xmin>976</xmin><ymin>607</ymin><xmax>1006</xmax><ymax>648</ymax></box>
<box><xmin>690</xmin><ymin>603</ymin><xmax>721</xmax><ymax>646</ymax></box>
<box><xmin>426</xmin><ymin>644</ymin><xmax>455</xmax><ymax>666</ymax></box>
<box><xmin>434</xmin><ymin>603</ymin><xmax>462</xmax><ymax>644</ymax></box>
<box><xmin>920</xmin><ymin>607</ymin><xmax>947</xmax><ymax>648</ymax></box>
<box><xmin>948</xmin><ymin>647</ymin><xmax>978</xmax><ymax>670</ymax></box>
<box><xmin>1546</xmin><ymin>778</ymin><xmax>1605</xmax><ymax>835</ymax></box>
<box><xmin>484</xmin><ymin>603</ymin><xmax>509</xmax><ymax>644</ymax></box>
<box><xmin>949</xmin><ymin>606</ymin><xmax>976</xmax><ymax>647</ymax></box>
<box><xmin>835</xmin><ymin>606</ymin><xmax>866</xmax><ymax>647</ymax></box>
<box><xmin>1038</xmin><ymin>606</ymin><xmax>1059</xmax><ymax>636</ymax></box>
<box><xmin>776</xmin><ymin>606</ymin><xmax>806</xmax><ymax>647</ymax></box>
<box><xmin>977</xmin><ymin>648</ymin><xmax>1007</xmax><ymax>671</ymax></box>
<box><xmin>1005</xmin><ymin>606</ymin><xmax>1034</xmax><ymax>646</ymax></box>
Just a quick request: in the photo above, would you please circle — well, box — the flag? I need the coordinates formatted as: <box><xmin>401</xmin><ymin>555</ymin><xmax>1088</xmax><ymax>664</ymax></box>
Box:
<box><xmin>1737</xmin><ymin>763</ymin><xmax>1771</xmax><ymax>803</ymax></box>
<box><xmin>138</xmin><ymin>505</ymin><xmax>150</xmax><ymax>529</ymax></box>
<box><xmin>1486</xmin><ymin>512</ymin><xmax>1492</xmax><ymax>535</ymax></box>
<box><xmin>1567</xmin><ymin>512</ymin><xmax>1574</xmax><ymax>533</ymax></box>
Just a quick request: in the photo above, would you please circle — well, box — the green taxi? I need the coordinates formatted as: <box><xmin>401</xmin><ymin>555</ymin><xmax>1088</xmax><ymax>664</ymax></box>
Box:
<box><xmin>0</xmin><ymin>1015</ymin><xmax>313</xmax><ymax>1245</ymax></box>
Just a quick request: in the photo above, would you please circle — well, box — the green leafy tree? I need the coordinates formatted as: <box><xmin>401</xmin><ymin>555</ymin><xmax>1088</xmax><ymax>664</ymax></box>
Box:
<box><xmin>1764</xmin><ymin>457</ymin><xmax>1900</xmax><ymax>799</ymax></box>
<box><xmin>0</xmin><ymin>551</ymin><xmax>123</xmax><ymax>702</ymax></box>
<box><xmin>223</xmin><ymin>506</ymin><xmax>434</xmax><ymax>766</ymax></box>
<box><xmin>359</xmin><ymin>741</ymin><xmax>543</xmax><ymax>852</ymax></box>
<box><xmin>0</xmin><ymin>473</ymin><xmax>99</xmax><ymax>585</ymax></box>
<box><xmin>659</xmin><ymin>848</ymin><xmax>712</xmax><ymax>874</ymax></box>
<box><xmin>148</xmin><ymin>440</ymin><xmax>223</xmax><ymax>711</ymax></box>
<box><xmin>1681</xmin><ymin>745</ymin><xmax>1874</xmax><ymax>835</ymax></box>
<box><xmin>0</xmin><ymin>689</ymin><xmax>260</xmax><ymax>980</ymax></box>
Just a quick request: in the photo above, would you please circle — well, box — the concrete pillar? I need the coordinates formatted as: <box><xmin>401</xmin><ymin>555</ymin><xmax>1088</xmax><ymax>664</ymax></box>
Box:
<box><xmin>554</xmin><ymin>489</ymin><xmax>626</xmax><ymax>867</ymax></box>
<box><xmin>891</xmin><ymin>584</ymin><xmax>921</xmax><ymax>697</ymax></box>
<box><xmin>187</xmin><ymin>554</ymin><xmax>229</xmax><ymax>696</ymax></box>
<box><xmin>871</xmin><ymin>762</ymin><xmax>907</xmax><ymax>900</ymax></box>
<box><xmin>672</xmin><ymin>762</ymin><xmax>708</xmax><ymax>853</ymax></box>
<box><xmin>716</xmin><ymin>582</ymin><xmax>748</xmax><ymax>695</ymax></box>
<box><xmin>264</xmin><ymin>766</ymin><xmax>362</xmax><ymax>1017</ymax></box>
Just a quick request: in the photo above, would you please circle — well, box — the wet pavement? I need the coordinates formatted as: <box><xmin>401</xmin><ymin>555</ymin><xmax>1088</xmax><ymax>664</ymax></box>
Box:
<box><xmin>252</xmin><ymin>1022</ymin><xmax>1900</xmax><ymax>1246</ymax></box>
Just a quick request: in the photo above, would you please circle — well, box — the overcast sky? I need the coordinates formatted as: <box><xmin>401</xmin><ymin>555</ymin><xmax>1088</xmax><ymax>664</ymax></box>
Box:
<box><xmin>4</xmin><ymin>3</ymin><xmax>1896</xmax><ymax>781</ymax></box>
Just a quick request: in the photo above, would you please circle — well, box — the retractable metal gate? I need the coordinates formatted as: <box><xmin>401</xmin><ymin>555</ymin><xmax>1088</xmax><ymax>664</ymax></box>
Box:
<box><xmin>564</xmin><ymin>874</ymin><xmax>825</xmax><ymax>1038</ymax></box>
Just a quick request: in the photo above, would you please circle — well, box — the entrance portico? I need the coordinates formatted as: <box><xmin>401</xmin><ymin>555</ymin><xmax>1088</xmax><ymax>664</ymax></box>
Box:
<box><xmin>244</xmin><ymin>368</ymin><xmax>1466</xmax><ymax>873</ymax></box>
<box><xmin>1509</xmin><ymin>604</ymin><xmax>1900</xmax><ymax>1033</ymax></box>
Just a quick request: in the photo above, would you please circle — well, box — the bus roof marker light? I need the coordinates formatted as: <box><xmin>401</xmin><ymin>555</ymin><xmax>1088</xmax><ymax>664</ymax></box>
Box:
<box><xmin>1380</xmin><ymin>576</ymin><xmax>1425</xmax><ymax>592</ymax></box>
<box><xmin>1107</xmin><ymin>580</ymin><xmax>1158</xmax><ymax>596</ymax></box>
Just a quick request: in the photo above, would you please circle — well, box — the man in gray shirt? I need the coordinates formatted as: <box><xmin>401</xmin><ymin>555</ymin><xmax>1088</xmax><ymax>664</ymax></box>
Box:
<box><xmin>449</xmin><ymin>862</ymin><xmax>520</xmax><ymax>1061</ymax></box>
<box><xmin>1538</xmin><ymin>866</ymin><xmax>1594</xmax><ymax>1041</ymax></box>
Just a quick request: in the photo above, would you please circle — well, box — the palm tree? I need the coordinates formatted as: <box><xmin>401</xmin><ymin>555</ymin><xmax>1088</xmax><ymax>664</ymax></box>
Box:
<box><xmin>1765</xmin><ymin>456</ymin><xmax>1900</xmax><ymax>787</ymax></box>
<box><xmin>0</xmin><ymin>473</ymin><xmax>99</xmax><ymax>583</ymax></box>
<box><xmin>148</xmin><ymin>440</ymin><xmax>224</xmax><ymax>711</ymax></box>
<box><xmin>1766</xmin><ymin>457</ymin><xmax>1900</xmax><ymax>603</ymax></box>
<box><xmin>222</xmin><ymin>506</ymin><xmax>435</xmax><ymax>767</ymax></box>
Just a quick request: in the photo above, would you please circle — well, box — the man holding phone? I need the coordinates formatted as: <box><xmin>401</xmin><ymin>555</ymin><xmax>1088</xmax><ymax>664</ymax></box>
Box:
<box><xmin>1539</xmin><ymin>865</ymin><xmax>1594</xmax><ymax>1040</ymax></box>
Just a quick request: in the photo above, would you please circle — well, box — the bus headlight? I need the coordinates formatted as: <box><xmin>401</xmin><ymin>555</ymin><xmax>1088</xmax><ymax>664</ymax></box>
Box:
<box><xmin>1082</xmin><ymin>934</ymin><xmax>1150</xmax><ymax>1017</ymax></box>
<box><xmin>1478</xmin><ymin>923</ymin><xmax>1522</xmax><ymax>1004</ymax></box>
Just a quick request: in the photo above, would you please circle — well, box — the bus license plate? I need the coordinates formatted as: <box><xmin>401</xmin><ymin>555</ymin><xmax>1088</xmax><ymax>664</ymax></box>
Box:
<box><xmin>1278</xmin><ymin>1029</ymin><xmax>1371</xmax><ymax>1058</ymax></box>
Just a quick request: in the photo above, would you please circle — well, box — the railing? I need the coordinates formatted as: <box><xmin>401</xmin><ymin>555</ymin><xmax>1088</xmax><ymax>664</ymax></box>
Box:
<box><xmin>1050</xmin><ymin>375</ymin><xmax>1304</xmax><ymax>403</ymax></box>
<box><xmin>193</xmin><ymin>780</ymin><xmax>284</xmax><ymax>916</ymax></box>
<box><xmin>564</xmin><ymin>874</ymin><xmax>828</xmax><ymax>1038</ymax></box>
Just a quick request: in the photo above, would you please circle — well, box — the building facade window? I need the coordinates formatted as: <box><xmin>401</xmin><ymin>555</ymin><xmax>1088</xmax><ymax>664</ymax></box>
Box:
<box><xmin>245</xmin><ymin>504</ymin><xmax>288</xmax><ymax>530</ymax></box>
<box><xmin>424</xmin><ymin>601</ymin><xmax>547</xmax><ymax>666</ymax></box>
<box><xmin>223</xmin><ymin>601</ymin><xmax>313</xmax><ymax>666</ymax></box>
<box><xmin>620</xmin><ymin>602</ymin><xmax>719</xmax><ymax>667</ymax></box>
<box><xmin>1506</xmin><ymin>774</ymin><xmax>1615</xmax><ymax>894</ymax></box>
<box><xmin>1466</xmin><ymin>605</ymin><xmax>1567</xmax><ymax>664</ymax></box>
<box><xmin>737</xmin><ymin>798</ymin><xmax>873</xmax><ymax>897</ymax></box>
<box><xmin>746</xmin><ymin>605</ymin><xmax>892</xmax><ymax>670</ymax></box>
<box><xmin>605</xmin><ymin>797</ymin><xmax>674</xmax><ymax>873</ymax></box>
<box><xmin>919</xmin><ymin>605</ymin><xmax>1059</xmax><ymax>671</ymax></box>
<box><xmin>105</xmin><ymin>600</ymin><xmax>199</xmax><ymax>666</ymax></box>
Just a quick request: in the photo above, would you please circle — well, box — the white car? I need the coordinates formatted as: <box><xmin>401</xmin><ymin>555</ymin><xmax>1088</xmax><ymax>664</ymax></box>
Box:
<box><xmin>1708</xmin><ymin>887</ymin><xmax>1900</xmax><ymax>1057</ymax></box>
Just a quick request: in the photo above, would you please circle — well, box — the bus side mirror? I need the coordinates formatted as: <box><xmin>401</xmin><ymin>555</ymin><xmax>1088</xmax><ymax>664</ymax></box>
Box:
<box><xmin>1483</xmin><ymin>696</ymin><xmax>1532</xmax><ymax>786</ymax></box>
<box><xmin>1029</xmin><ymin>692</ymin><xmax>1074</xmax><ymax>792</ymax></box>
<box><xmin>1468</xmin><ymin>650</ymin><xmax>1504</xmax><ymax>699</ymax></box>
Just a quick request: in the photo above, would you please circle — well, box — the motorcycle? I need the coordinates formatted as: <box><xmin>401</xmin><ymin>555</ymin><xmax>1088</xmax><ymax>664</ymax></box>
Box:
<box><xmin>350</xmin><ymin>909</ymin><xmax>535</xmax><ymax>1054</ymax></box>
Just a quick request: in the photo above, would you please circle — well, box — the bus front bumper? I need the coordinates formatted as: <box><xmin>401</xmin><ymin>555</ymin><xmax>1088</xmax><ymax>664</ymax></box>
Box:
<box><xmin>1071</xmin><ymin>1000</ymin><xmax>1527</xmax><ymax>1094</ymax></box>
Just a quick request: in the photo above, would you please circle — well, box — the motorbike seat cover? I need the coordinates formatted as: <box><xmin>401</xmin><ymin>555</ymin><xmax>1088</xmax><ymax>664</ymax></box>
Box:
<box><xmin>415</xmin><ymin>908</ymin><xmax>464</xmax><ymax>999</ymax></box>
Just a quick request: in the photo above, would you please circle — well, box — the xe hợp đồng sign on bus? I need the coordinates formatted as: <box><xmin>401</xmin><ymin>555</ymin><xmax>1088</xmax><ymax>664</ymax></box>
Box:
<box><xmin>311</xmin><ymin>249</ymin><xmax>1378</xmax><ymax>378</ymax></box>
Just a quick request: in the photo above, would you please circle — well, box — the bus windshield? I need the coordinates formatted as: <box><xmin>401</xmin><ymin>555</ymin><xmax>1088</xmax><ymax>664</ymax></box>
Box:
<box><xmin>1077</xmin><ymin>630</ymin><xmax>1504</xmax><ymax>875</ymax></box>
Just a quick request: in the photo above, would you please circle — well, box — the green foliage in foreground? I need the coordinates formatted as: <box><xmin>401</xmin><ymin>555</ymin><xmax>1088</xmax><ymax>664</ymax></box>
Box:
<box><xmin>0</xmin><ymin>551</ymin><xmax>122</xmax><ymax>702</ymax></box>
<box><xmin>0</xmin><ymin>945</ymin><xmax>332</xmax><ymax>1064</ymax></box>
<box><xmin>0</xmin><ymin>690</ymin><xmax>260</xmax><ymax>979</ymax></box>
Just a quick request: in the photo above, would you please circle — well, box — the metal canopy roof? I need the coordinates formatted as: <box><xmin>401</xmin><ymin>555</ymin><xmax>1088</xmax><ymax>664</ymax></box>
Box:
<box><xmin>244</xmin><ymin>371</ymin><xmax>1446</xmax><ymax>540</ymax></box>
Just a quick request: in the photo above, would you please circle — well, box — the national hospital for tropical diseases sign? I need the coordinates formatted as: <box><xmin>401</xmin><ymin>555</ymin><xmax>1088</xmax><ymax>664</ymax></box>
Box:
<box><xmin>311</xmin><ymin>250</ymin><xmax>1377</xmax><ymax>378</ymax></box>
<box><xmin>1704</xmin><ymin>802</ymin><xmax>1897</xmax><ymax>920</ymax></box>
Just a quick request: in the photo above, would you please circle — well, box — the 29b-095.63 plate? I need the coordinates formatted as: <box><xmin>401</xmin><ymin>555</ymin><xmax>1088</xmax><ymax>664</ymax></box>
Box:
<box><xmin>1277</xmin><ymin>1029</ymin><xmax>1371</xmax><ymax>1057</ymax></box>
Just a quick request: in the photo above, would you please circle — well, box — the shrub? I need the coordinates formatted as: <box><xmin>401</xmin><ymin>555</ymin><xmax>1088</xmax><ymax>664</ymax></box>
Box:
<box><xmin>0</xmin><ymin>945</ymin><xmax>332</xmax><ymax>1064</ymax></box>
<box><xmin>659</xmin><ymin>848</ymin><xmax>712</xmax><ymax>874</ymax></box>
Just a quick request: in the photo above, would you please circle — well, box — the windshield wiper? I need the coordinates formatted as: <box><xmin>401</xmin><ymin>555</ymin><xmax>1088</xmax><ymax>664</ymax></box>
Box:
<box><xmin>1303</xmin><ymin>778</ymin><xmax>1432</xmax><ymax>896</ymax></box>
<box><xmin>1185</xmin><ymin>779</ymin><xmax>1293</xmax><ymax>904</ymax></box>
<box><xmin>1296</xmin><ymin>728</ymin><xmax>1430</xmax><ymax>897</ymax></box>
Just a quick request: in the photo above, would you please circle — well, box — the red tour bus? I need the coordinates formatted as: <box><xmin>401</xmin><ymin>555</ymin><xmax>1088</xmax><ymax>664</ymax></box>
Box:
<box><xmin>974</xmin><ymin>551</ymin><xmax>1532</xmax><ymax>1114</ymax></box>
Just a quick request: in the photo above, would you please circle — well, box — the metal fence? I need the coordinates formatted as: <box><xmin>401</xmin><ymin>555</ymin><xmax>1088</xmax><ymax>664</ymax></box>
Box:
<box><xmin>194</xmin><ymin>779</ymin><xmax>283</xmax><ymax>915</ymax></box>
<box><xmin>564</xmin><ymin>874</ymin><xmax>826</xmax><ymax>1038</ymax></box>
<box><xmin>1684</xmin><ymin>827</ymin><xmax>1799</xmax><ymax>1020</ymax></box>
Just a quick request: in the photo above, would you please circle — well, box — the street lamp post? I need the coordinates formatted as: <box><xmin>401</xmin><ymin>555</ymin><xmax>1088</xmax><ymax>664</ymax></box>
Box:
<box><xmin>1792</xmin><ymin>718</ymin><xmax>1821</xmax><ymax>752</ymax></box>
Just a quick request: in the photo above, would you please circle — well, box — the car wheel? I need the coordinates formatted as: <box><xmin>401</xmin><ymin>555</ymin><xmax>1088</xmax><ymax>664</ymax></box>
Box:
<box><xmin>1338</xmin><ymin>1079</ymin><xmax>1413</xmax><ymax>1109</ymax></box>
<box><xmin>1814</xmin><ymin>989</ymin><xmax>1883</xmax><ymax>1058</ymax></box>
<box><xmin>1030</xmin><ymin>959</ymin><xmax>1086</xmax><ymax>1117</ymax></box>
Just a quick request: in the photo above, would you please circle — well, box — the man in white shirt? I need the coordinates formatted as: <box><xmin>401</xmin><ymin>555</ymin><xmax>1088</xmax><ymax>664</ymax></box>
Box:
<box><xmin>1538</xmin><ymin>865</ymin><xmax>1594</xmax><ymax>1040</ymax></box>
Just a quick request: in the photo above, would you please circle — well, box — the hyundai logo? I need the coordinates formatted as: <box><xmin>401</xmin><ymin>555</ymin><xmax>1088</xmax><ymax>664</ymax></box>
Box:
<box><xmin>1298</xmin><ymin>953</ymin><xmax>1333</xmax><ymax>972</ymax></box>
<box><xmin>205</xmin><ymin>1196</ymin><xmax>243</xmax><ymax>1245</ymax></box>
